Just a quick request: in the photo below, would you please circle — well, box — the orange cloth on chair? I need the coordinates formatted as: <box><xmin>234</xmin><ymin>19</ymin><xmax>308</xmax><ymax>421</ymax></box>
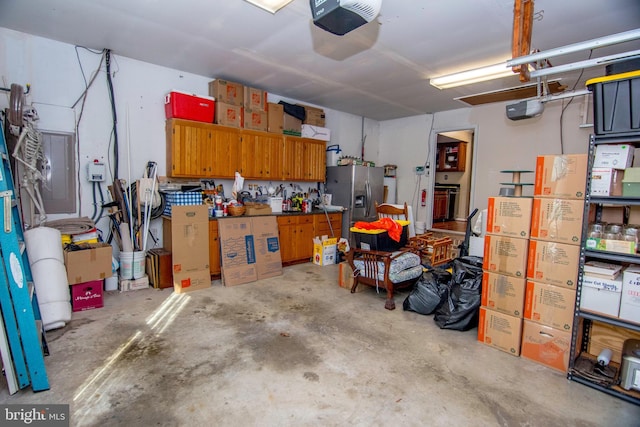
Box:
<box><xmin>353</xmin><ymin>217</ymin><xmax>403</xmax><ymax>242</ymax></box>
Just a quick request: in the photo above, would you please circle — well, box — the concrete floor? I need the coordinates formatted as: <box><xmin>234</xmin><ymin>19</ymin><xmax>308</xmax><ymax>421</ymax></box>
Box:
<box><xmin>1</xmin><ymin>263</ymin><xmax>638</xmax><ymax>426</ymax></box>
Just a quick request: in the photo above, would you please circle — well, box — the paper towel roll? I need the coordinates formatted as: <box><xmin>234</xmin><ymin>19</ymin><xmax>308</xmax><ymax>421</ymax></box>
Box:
<box><xmin>24</xmin><ymin>227</ymin><xmax>64</xmax><ymax>264</ymax></box>
<box><xmin>383</xmin><ymin>177</ymin><xmax>396</xmax><ymax>204</ymax></box>
<box><xmin>30</xmin><ymin>258</ymin><xmax>70</xmax><ymax>304</ymax></box>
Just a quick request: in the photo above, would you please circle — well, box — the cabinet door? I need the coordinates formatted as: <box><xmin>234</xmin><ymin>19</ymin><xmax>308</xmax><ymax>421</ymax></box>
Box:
<box><xmin>436</xmin><ymin>142</ymin><xmax>467</xmax><ymax>172</ymax></box>
<box><xmin>241</xmin><ymin>130</ymin><xmax>284</xmax><ymax>180</ymax></box>
<box><xmin>295</xmin><ymin>216</ymin><xmax>315</xmax><ymax>260</ymax></box>
<box><xmin>209</xmin><ymin>220</ymin><xmax>221</xmax><ymax>276</ymax></box>
<box><xmin>433</xmin><ymin>191</ymin><xmax>448</xmax><ymax>220</ymax></box>
<box><xmin>304</xmin><ymin>139</ymin><xmax>327</xmax><ymax>181</ymax></box>
<box><xmin>210</xmin><ymin>125</ymin><xmax>241</xmax><ymax>178</ymax></box>
<box><xmin>283</xmin><ymin>136</ymin><xmax>305</xmax><ymax>181</ymax></box>
<box><xmin>167</xmin><ymin>119</ymin><xmax>213</xmax><ymax>177</ymax></box>
<box><xmin>277</xmin><ymin>216</ymin><xmax>296</xmax><ymax>263</ymax></box>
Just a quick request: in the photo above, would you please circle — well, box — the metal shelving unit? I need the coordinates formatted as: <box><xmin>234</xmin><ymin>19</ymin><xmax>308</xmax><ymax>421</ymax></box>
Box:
<box><xmin>568</xmin><ymin>133</ymin><xmax>640</xmax><ymax>405</ymax></box>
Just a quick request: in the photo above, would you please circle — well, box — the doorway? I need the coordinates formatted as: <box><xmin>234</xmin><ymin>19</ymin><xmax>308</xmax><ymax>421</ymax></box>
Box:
<box><xmin>430</xmin><ymin>129</ymin><xmax>475</xmax><ymax>234</ymax></box>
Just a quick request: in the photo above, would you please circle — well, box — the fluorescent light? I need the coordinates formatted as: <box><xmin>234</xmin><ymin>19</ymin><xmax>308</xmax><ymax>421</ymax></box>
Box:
<box><xmin>244</xmin><ymin>0</ymin><xmax>294</xmax><ymax>13</ymax></box>
<box><xmin>430</xmin><ymin>63</ymin><xmax>515</xmax><ymax>89</ymax></box>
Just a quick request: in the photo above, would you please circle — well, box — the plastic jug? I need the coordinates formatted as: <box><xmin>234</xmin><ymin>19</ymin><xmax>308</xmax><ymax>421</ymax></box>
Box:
<box><xmin>326</xmin><ymin>144</ymin><xmax>342</xmax><ymax>166</ymax></box>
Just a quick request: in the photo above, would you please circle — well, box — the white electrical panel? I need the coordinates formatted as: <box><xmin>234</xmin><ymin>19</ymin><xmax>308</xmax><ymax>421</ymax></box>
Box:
<box><xmin>87</xmin><ymin>162</ymin><xmax>106</xmax><ymax>182</ymax></box>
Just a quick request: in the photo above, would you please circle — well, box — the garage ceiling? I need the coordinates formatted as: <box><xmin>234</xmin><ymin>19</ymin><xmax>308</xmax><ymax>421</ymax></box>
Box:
<box><xmin>1</xmin><ymin>0</ymin><xmax>639</xmax><ymax>120</ymax></box>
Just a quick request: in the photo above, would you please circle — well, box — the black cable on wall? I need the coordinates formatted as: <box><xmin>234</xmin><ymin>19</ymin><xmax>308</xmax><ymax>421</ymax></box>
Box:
<box><xmin>105</xmin><ymin>49</ymin><xmax>119</xmax><ymax>180</ymax></box>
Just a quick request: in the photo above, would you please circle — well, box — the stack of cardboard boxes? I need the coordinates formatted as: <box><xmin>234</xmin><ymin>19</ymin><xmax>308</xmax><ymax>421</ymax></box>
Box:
<box><xmin>478</xmin><ymin>153</ymin><xmax>588</xmax><ymax>373</ymax></box>
<box><xmin>208</xmin><ymin>78</ymin><xmax>328</xmax><ymax>139</ymax></box>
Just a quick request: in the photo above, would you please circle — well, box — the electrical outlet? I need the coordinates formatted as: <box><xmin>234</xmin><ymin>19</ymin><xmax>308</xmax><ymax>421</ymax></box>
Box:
<box><xmin>415</xmin><ymin>166</ymin><xmax>425</xmax><ymax>175</ymax></box>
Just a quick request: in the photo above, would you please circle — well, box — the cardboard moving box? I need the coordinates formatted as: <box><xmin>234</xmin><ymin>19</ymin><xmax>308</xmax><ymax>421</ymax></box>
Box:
<box><xmin>534</xmin><ymin>154</ymin><xmax>587</xmax><ymax>199</ymax></box>
<box><xmin>252</xmin><ymin>216</ymin><xmax>283</xmax><ymax>280</ymax></box>
<box><xmin>521</xmin><ymin>320</ymin><xmax>571</xmax><ymax>373</ymax></box>
<box><xmin>477</xmin><ymin>307</ymin><xmax>523</xmax><ymax>356</ymax></box>
<box><xmin>524</xmin><ymin>281</ymin><xmax>575</xmax><ymax>332</ymax></box>
<box><xmin>64</xmin><ymin>242</ymin><xmax>113</xmax><ymax>285</ymax></box>
<box><xmin>486</xmin><ymin>196</ymin><xmax>532</xmax><ymax>238</ymax></box>
<box><xmin>526</xmin><ymin>239</ymin><xmax>580</xmax><ymax>289</ymax></box>
<box><xmin>482</xmin><ymin>234</ymin><xmax>529</xmax><ymax>278</ymax></box>
<box><xmin>209</xmin><ymin>79</ymin><xmax>244</xmax><ymax>106</ymax></box>
<box><xmin>481</xmin><ymin>272</ymin><xmax>526</xmax><ymax>317</ymax></box>
<box><xmin>218</xmin><ymin>217</ymin><xmax>258</xmax><ymax>286</ymax></box>
<box><xmin>530</xmin><ymin>197</ymin><xmax>584</xmax><ymax>245</ymax></box>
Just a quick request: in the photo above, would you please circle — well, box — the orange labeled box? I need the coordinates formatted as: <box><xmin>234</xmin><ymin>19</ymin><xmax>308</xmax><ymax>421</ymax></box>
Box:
<box><xmin>530</xmin><ymin>197</ymin><xmax>584</xmax><ymax>245</ymax></box>
<box><xmin>478</xmin><ymin>307</ymin><xmax>523</xmax><ymax>356</ymax></box>
<box><xmin>481</xmin><ymin>271</ymin><xmax>526</xmax><ymax>317</ymax></box>
<box><xmin>533</xmin><ymin>154</ymin><xmax>588</xmax><ymax>199</ymax></box>
<box><xmin>486</xmin><ymin>196</ymin><xmax>533</xmax><ymax>238</ymax></box>
<box><xmin>524</xmin><ymin>281</ymin><xmax>575</xmax><ymax>332</ymax></box>
<box><xmin>482</xmin><ymin>235</ymin><xmax>529</xmax><ymax>278</ymax></box>
<box><xmin>521</xmin><ymin>320</ymin><xmax>571</xmax><ymax>373</ymax></box>
<box><xmin>526</xmin><ymin>239</ymin><xmax>580</xmax><ymax>289</ymax></box>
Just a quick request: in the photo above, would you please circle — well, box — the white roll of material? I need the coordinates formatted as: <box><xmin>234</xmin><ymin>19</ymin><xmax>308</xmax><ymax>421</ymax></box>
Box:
<box><xmin>24</xmin><ymin>226</ymin><xmax>64</xmax><ymax>264</ymax></box>
<box><xmin>40</xmin><ymin>301</ymin><xmax>72</xmax><ymax>331</ymax></box>
<box><xmin>30</xmin><ymin>258</ymin><xmax>70</xmax><ymax>304</ymax></box>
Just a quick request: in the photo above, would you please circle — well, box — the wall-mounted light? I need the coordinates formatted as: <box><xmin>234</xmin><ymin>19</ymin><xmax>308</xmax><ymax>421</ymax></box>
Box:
<box><xmin>430</xmin><ymin>62</ymin><xmax>515</xmax><ymax>90</ymax></box>
<box><xmin>244</xmin><ymin>0</ymin><xmax>294</xmax><ymax>14</ymax></box>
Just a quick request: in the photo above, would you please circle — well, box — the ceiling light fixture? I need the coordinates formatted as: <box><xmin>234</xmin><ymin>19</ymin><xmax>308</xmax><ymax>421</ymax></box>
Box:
<box><xmin>244</xmin><ymin>0</ymin><xmax>294</xmax><ymax>13</ymax></box>
<box><xmin>430</xmin><ymin>62</ymin><xmax>515</xmax><ymax>90</ymax></box>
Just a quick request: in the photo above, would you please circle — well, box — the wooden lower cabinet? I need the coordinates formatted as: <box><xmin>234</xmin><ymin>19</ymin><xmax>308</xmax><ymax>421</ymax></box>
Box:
<box><xmin>277</xmin><ymin>214</ymin><xmax>315</xmax><ymax>264</ymax></box>
<box><xmin>209</xmin><ymin>220</ymin><xmax>221</xmax><ymax>276</ymax></box>
<box><xmin>313</xmin><ymin>212</ymin><xmax>342</xmax><ymax>239</ymax></box>
<box><xmin>433</xmin><ymin>190</ymin><xmax>448</xmax><ymax>221</ymax></box>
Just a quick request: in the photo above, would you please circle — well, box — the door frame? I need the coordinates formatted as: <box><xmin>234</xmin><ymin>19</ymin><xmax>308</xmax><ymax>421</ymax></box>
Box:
<box><xmin>427</xmin><ymin>125</ymin><xmax>478</xmax><ymax>230</ymax></box>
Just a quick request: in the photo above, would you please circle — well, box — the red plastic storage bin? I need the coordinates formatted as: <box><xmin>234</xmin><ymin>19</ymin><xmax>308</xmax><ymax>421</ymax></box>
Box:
<box><xmin>164</xmin><ymin>91</ymin><xmax>215</xmax><ymax>123</ymax></box>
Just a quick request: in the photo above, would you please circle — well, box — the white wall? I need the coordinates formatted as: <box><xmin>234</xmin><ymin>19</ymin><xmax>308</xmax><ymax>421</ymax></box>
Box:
<box><xmin>2</xmin><ymin>27</ymin><xmax>595</xmax><ymax>242</ymax></box>
<box><xmin>0</xmin><ymin>28</ymin><xmax>378</xmax><ymax>246</ymax></box>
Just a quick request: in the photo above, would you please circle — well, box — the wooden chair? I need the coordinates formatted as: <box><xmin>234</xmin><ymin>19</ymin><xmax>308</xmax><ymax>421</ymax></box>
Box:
<box><xmin>375</xmin><ymin>202</ymin><xmax>409</xmax><ymax>221</ymax></box>
<box><xmin>346</xmin><ymin>247</ymin><xmax>422</xmax><ymax>310</ymax></box>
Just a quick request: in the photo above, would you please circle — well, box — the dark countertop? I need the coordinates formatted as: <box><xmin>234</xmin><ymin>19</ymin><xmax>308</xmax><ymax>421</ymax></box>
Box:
<box><xmin>209</xmin><ymin>209</ymin><xmax>343</xmax><ymax>220</ymax></box>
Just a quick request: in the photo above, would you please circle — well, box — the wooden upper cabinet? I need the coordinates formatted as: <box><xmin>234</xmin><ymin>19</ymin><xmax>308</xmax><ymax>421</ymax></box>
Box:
<box><xmin>167</xmin><ymin>119</ymin><xmax>325</xmax><ymax>181</ymax></box>
<box><xmin>241</xmin><ymin>130</ymin><xmax>284</xmax><ymax>180</ymax></box>
<box><xmin>436</xmin><ymin>142</ymin><xmax>467</xmax><ymax>172</ymax></box>
<box><xmin>167</xmin><ymin>119</ymin><xmax>213</xmax><ymax>177</ymax></box>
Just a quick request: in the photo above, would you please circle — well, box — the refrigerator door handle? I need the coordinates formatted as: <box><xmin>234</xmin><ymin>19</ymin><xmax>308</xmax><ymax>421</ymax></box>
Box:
<box><xmin>365</xmin><ymin>180</ymin><xmax>371</xmax><ymax>217</ymax></box>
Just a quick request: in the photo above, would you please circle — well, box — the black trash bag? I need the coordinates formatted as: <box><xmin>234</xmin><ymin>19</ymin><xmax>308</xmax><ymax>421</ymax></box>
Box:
<box><xmin>403</xmin><ymin>268</ymin><xmax>451</xmax><ymax>315</ymax></box>
<box><xmin>278</xmin><ymin>101</ymin><xmax>306</xmax><ymax>121</ymax></box>
<box><xmin>434</xmin><ymin>256</ymin><xmax>483</xmax><ymax>331</ymax></box>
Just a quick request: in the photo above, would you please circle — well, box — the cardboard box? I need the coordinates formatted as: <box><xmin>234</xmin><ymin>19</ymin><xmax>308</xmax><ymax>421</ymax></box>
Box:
<box><xmin>530</xmin><ymin>197</ymin><xmax>584</xmax><ymax>245</ymax></box>
<box><xmin>301</xmin><ymin>125</ymin><xmax>331</xmax><ymax>141</ymax></box>
<box><xmin>173</xmin><ymin>269</ymin><xmax>211</xmax><ymax>294</ymax></box>
<box><xmin>243</xmin><ymin>108</ymin><xmax>268</xmax><ymax>132</ymax></box>
<box><xmin>599</xmin><ymin>205</ymin><xmax>625</xmax><ymax>223</ymax></box>
<box><xmin>64</xmin><ymin>242</ymin><xmax>113</xmax><ymax>285</ymax></box>
<box><xmin>534</xmin><ymin>154</ymin><xmax>588</xmax><ymax>199</ymax></box>
<box><xmin>524</xmin><ymin>281</ymin><xmax>575</xmax><ymax>332</ymax></box>
<box><xmin>526</xmin><ymin>239</ymin><xmax>580</xmax><ymax>289</ymax></box>
<box><xmin>283</xmin><ymin>113</ymin><xmax>302</xmax><ymax>134</ymax></box>
<box><xmin>215</xmin><ymin>101</ymin><xmax>243</xmax><ymax>128</ymax></box>
<box><xmin>299</xmin><ymin>104</ymin><xmax>326</xmax><ymax>127</ymax></box>
<box><xmin>267</xmin><ymin>102</ymin><xmax>284</xmax><ymax>134</ymax></box>
<box><xmin>486</xmin><ymin>196</ymin><xmax>532</xmax><ymax>238</ymax></box>
<box><xmin>481</xmin><ymin>272</ymin><xmax>526</xmax><ymax>317</ymax></box>
<box><xmin>581</xmin><ymin>274</ymin><xmax>622</xmax><ymax>317</ymax></box>
<box><xmin>163</xmin><ymin>205</ymin><xmax>210</xmax><ymax>275</ymax></box>
<box><xmin>209</xmin><ymin>79</ymin><xmax>244</xmax><ymax>106</ymax></box>
<box><xmin>245</xmin><ymin>204</ymin><xmax>272</xmax><ymax>216</ymax></box>
<box><xmin>252</xmin><ymin>216</ymin><xmax>283</xmax><ymax>280</ymax></box>
<box><xmin>590</xmin><ymin>168</ymin><xmax>624</xmax><ymax>196</ymax></box>
<box><xmin>70</xmin><ymin>279</ymin><xmax>104</xmax><ymax>312</ymax></box>
<box><xmin>164</xmin><ymin>91</ymin><xmax>215</xmax><ymax>123</ymax></box>
<box><xmin>218</xmin><ymin>217</ymin><xmax>258</xmax><ymax>286</ymax></box>
<box><xmin>482</xmin><ymin>235</ymin><xmax>529</xmax><ymax>278</ymax></box>
<box><xmin>477</xmin><ymin>307</ymin><xmax>523</xmax><ymax>356</ymax></box>
<box><xmin>119</xmin><ymin>274</ymin><xmax>150</xmax><ymax>292</ymax></box>
<box><xmin>620</xmin><ymin>265</ymin><xmax>640</xmax><ymax>324</ymax></box>
<box><xmin>313</xmin><ymin>236</ymin><xmax>337</xmax><ymax>266</ymax></box>
<box><xmin>243</xmin><ymin>86</ymin><xmax>267</xmax><ymax>112</ymax></box>
<box><xmin>521</xmin><ymin>320</ymin><xmax>571</xmax><ymax>373</ymax></box>
<box><xmin>593</xmin><ymin>144</ymin><xmax>634</xmax><ymax>169</ymax></box>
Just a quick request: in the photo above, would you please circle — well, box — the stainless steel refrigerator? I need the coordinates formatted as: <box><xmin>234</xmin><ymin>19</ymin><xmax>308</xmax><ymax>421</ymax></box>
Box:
<box><xmin>325</xmin><ymin>165</ymin><xmax>385</xmax><ymax>244</ymax></box>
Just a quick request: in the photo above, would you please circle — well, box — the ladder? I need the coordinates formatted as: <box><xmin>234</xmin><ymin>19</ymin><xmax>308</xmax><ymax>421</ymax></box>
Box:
<box><xmin>0</xmin><ymin>121</ymin><xmax>49</xmax><ymax>393</ymax></box>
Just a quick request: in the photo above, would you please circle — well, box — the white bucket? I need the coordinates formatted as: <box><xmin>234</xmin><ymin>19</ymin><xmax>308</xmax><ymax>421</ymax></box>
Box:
<box><xmin>415</xmin><ymin>221</ymin><xmax>426</xmax><ymax>235</ymax></box>
<box><xmin>133</xmin><ymin>251</ymin><xmax>146</xmax><ymax>279</ymax></box>
<box><xmin>120</xmin><ymin>251</ymin><xmax>134</xmax><ymax>280</ymax></box>
<box><xmin>105</xmin><ymin>275</ymin><xmax>118</xmax><ymax>291</ymax></box>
